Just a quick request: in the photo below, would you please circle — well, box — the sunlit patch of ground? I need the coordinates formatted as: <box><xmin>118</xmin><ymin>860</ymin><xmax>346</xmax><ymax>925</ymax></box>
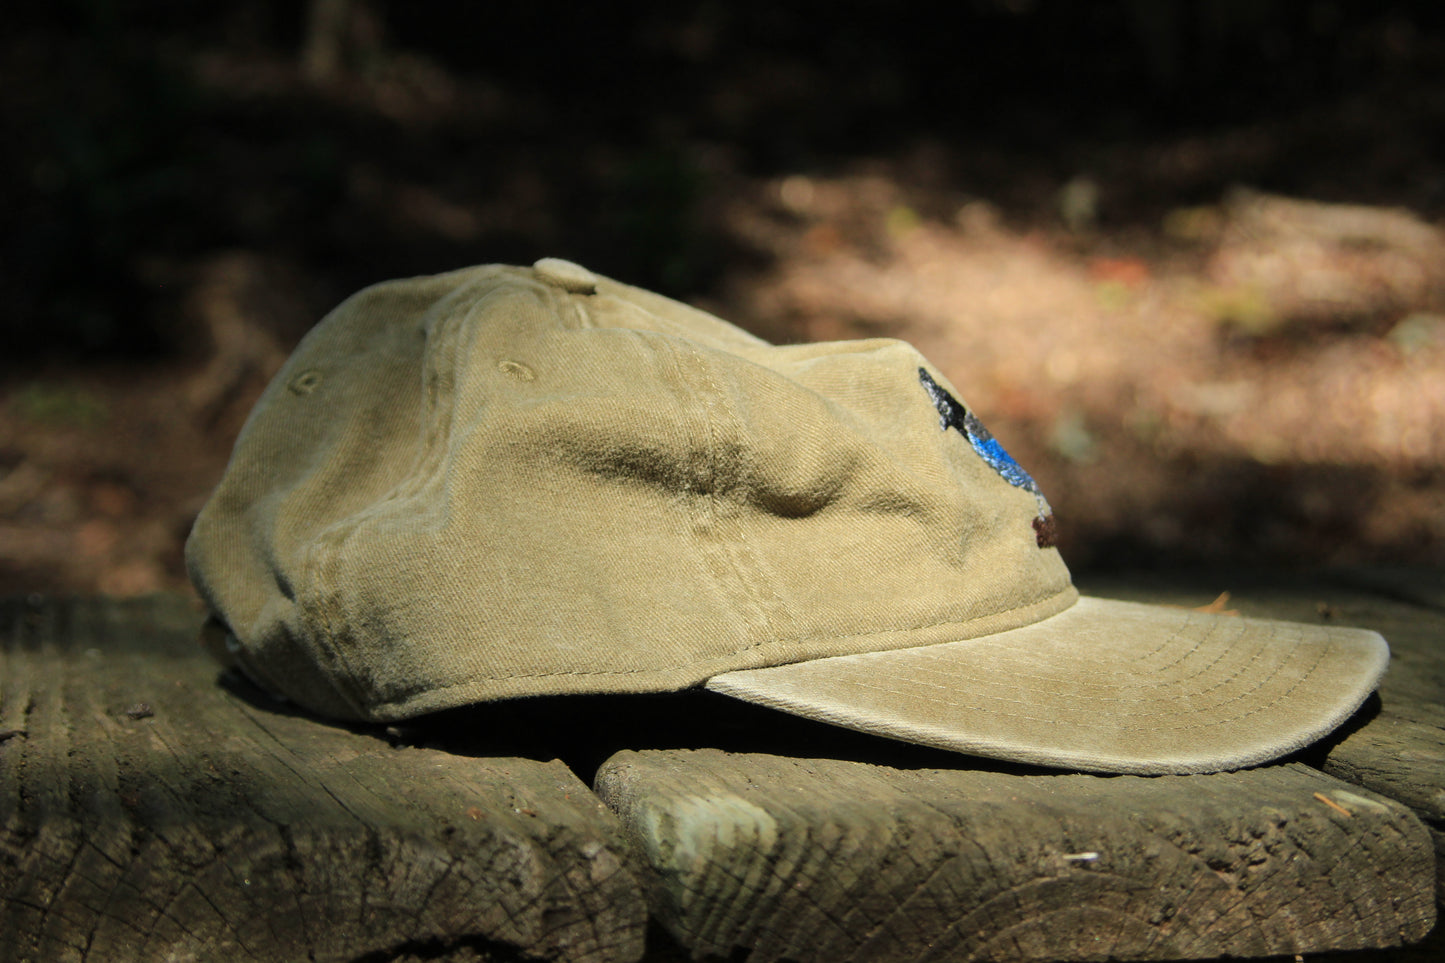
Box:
<box><xmin>714</xmin><ymin>176</ymin><xmax>1445</xmax><ymax>568</ymax></box>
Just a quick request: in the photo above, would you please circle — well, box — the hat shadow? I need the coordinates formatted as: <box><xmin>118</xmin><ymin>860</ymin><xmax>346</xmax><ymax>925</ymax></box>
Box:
<box><xmin>1286</xmin><ymin>690</ymin><xmax>1384</xmax><ymax>768</ymax></box>
<box><xmin>217</xmin><ymin>670</ymin><xmax>1388</xmax><ymax>786</ymax></box>
<box><xmin>216</xmin><ymin>668</ymin><xmax>1055</xmax><ymax>784</ymax></box>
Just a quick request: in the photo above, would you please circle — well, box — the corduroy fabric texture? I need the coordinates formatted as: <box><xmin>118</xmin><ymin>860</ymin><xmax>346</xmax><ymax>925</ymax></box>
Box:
<box><xmin>187</xmin><ymin>258</ymin><xmax>1388</xmax><ymax>774</ymax></box>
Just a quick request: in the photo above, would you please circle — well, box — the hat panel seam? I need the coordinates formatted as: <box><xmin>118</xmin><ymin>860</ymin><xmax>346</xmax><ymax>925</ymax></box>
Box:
<box><xmin>294</xmin><ymin>291</ymin><xmax>495</xmax><ymax>716</ymax></box>
<box><xmin>639</xmin><ymin>334</ymin><xmax>757</xmax><ymax>643</ymax></box>
<box><xmin>590</xmin><ymin>287</ymin><xmax>771</xmax><ymax>350</ymax></box>
<box><xmin>300</xmin><ymin>313</ymin><xmax>781</xmax><ymax>714</ymax></box>
<box><xmin>297</xmin><ymin>510</ymin><xmax>369</xmax><ymax>714</ymax></box>
<box><xmin>532</xmin><ymin>279</ymin><xmax>592</xmax><ymax>330</ymax></box>
<box><xmin>673</xmin><ymin>340</ymin><xmax>793</xmax><ymax>646</ymax></box>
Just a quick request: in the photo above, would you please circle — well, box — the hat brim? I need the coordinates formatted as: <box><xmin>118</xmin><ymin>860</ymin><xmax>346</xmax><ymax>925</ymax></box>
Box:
<box><xmin>704</xmin><ymin>595</ymin><xmax>1389</xmax><ymax>774</ymax></box>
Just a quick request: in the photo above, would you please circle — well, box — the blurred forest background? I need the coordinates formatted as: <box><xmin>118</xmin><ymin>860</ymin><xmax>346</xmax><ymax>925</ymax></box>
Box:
<box><xmin>3</xmin><ymin>0</ymin><xmax>1444</xmax><ymax>596</ymax></box>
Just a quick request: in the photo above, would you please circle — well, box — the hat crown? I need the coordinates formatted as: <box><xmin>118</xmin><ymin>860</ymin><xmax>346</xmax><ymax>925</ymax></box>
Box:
<box><xmin>187</xmin><ymin>261</ymin><xmax>1071</xmax><ymax>721</ymax></box>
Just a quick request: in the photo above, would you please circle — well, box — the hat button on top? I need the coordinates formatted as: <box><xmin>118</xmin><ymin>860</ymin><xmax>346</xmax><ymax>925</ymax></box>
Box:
<box><xmin>532</xmin><ymin>258</ymin><xmax>599</xmax><ymax>294</ymax></box>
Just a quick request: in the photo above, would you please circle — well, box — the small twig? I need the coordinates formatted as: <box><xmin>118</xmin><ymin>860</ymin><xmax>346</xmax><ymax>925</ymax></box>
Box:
<box><xmin>1194</xmin><ymin>592</ymin><xmax>1239</xmax><ymax>615</ymax></box>
<box><xmin>0</xmin><ymin>728</ymin><xmax>26</xmax><ymax>743</ymax></box>
<box><xmin>1163</xmin><ymin>591</ymin><xmax>1240</xmax><ymax>616</ymax></box>
<box><xmin>1313</xmin><ymin>792</ymin><xmax>1353</xmax><ymax>818</ymax></box>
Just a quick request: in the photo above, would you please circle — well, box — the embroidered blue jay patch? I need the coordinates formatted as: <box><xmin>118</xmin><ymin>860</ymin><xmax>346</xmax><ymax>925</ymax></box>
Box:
<box><xmin>918</xmin><ymin>367</ymin><xmax>1056</xmax><ymax>548</ymax></box>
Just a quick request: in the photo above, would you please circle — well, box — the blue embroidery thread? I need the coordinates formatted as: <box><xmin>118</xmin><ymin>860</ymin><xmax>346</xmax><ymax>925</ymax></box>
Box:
<box><xmin>918</xmin><ymin>367</ymin><xmax>1056</xmax><ymax>548</ymax></box>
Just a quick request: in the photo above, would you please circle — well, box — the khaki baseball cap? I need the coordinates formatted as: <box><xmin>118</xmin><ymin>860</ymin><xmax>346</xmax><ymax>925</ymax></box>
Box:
<box><xmin>186</xmin><ymin>258</ymin><xmax>1388</xmax><ymax>774</ymax></box>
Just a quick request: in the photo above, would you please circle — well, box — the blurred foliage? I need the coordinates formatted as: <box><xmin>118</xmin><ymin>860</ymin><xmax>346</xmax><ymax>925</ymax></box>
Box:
<box><xmin>1387</xmin><ymin>312</ymin><xmax>1445</xmax><ymax>354</ymax></box>
<box><xmin>1196</xmin><ymin>284</ymin><xmax>1278</xmax><ymax>337</ymax></box>
<box><xmin>4</xmin><ymin>0</ymin><xmax>1444</xmax><ymax>360</ymax></box>
<box><xmin>11</xmin><ymin>382</ymin><xmax>108</xmax><ymax>429</ymax></box>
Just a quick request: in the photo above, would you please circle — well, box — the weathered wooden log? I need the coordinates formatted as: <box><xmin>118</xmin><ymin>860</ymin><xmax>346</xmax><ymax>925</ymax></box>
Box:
<box><xmin>2</xmin><ymin>572</ymin><xmax>1441</xmax><ymax>963</ymax></box>
<box><xmin>1320</xmin><ymin>695</ymin><xmax>1445</xmax><ymax>919</ymax></box>
<box><xmin>0</xmin><ymin>595</ymin><xmax>647</xmax><ymax>963</ymax></box>
<box><xmin>597</xmin><ymin>749</ymin><xmax>1434</xmax><ymax>963</ymax></box>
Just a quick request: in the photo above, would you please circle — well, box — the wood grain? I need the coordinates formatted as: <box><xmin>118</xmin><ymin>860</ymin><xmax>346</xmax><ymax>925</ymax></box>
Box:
<box><xmin>0</xmin><ymin>595</ymin><xmax>647</xmax><ymax>963</ymax></box>
<box><xmin>1320</xmin><ymin>694</ymin><xmax>1445</xmax><ymax>920</ymax></box>
<box><xmin>597</xmin><ymin>749</ymin><xmax>1434</xmax><ymax>963</ymax></box>
<box><xmin>2</xmin><ymin>571</ymin><xmax>1441</xmax><ymax>963</ymax></box>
